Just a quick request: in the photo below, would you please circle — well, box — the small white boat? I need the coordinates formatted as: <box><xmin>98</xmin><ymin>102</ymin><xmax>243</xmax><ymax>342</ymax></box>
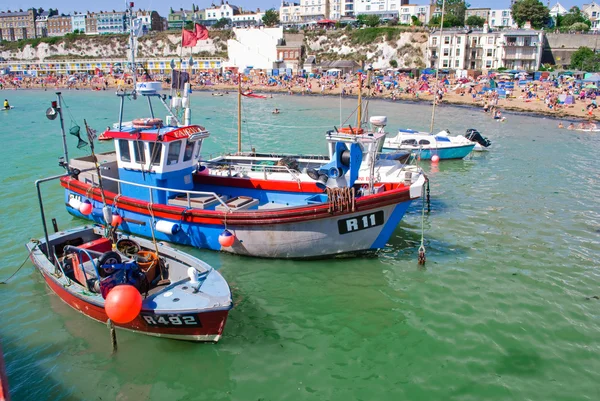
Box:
<box><xmin>383</xmin><ymin>129</ymin><xmax>475</xmax><ymax>160</ymax></box>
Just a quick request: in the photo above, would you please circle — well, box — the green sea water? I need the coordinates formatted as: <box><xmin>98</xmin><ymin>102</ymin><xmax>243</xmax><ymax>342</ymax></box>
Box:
<box><xmin>0</xmin><ymin>90</ymin><xmax>599</xmax><ymax>401</ymax></box>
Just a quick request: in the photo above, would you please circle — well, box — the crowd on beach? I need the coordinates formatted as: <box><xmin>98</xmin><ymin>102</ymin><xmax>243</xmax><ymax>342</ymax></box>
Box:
<box><xmin>2</xmin><ymin>69</ymin><xmax>600</xmax><ymax>121</ymax></box>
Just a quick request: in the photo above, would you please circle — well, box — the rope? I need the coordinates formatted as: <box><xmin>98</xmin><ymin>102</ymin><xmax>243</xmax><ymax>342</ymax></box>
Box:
<box><xmin>1</xmin><ymin>242</ymin><xmax>38</xmax><ymax>284</ymax></box>
<box><xmin>418</xmin><ymin>179</ymin><xmax>427</xmax><ymax>265</ymax></box>
<box><xmin>107</xmin><ymin>319</ymin><xmax>118</xmax><ymax>354</ymax></box>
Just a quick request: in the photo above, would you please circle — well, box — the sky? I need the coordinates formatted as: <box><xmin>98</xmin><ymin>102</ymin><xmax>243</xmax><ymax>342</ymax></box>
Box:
<box><xmin>0</xmin><ymin>1</ymin><xmax>585</xmax><ymax>17</ymax></box>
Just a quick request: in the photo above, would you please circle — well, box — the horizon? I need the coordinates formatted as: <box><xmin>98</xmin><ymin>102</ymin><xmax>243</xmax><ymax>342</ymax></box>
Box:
<box><xmin>0</xmin><ymin>1</ymin><xmax>586</xmax><ymax>18</ymax></box>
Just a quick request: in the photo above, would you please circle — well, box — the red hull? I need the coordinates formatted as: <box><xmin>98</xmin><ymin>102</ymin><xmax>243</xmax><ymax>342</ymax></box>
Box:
<box><xmin>0</xmin><ymin>344</ymin><xmax>9</xmax><ymax>401</ymax></box>
<box><xmin>38</xmin><ymin>267</ymin><xmax>230</xmax><ymax>342</ymax></box>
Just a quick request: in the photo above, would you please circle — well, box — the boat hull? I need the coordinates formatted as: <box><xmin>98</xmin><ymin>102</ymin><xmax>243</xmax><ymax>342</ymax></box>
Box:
<box><xmin>61</xmin><ymin>176</ymin><xmax>423</xmax><ymax>259</ymax></box>
<box><xmin>383</xmin><ymin>144</ymin><xmax>475</xmax><ymax>160</ymax></box>
<box><xmin>28</xmin><ymin>240</ymin><xmax>230</xmax><ymax>342</ymax></box>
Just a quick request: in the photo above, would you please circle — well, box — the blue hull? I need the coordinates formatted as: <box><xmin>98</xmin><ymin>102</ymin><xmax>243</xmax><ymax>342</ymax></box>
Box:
<box><xmin>384</xmin><ymin>144</ymin><xmax>475</xmax><ymax>160</ymax></box>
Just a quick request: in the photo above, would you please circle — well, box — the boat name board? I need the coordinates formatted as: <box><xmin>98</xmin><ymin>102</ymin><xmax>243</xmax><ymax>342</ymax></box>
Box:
<box><xmin>141</xmin><ymin>313</ymin><xmax>202</xmax><ymax>327</ymax></box>
<box><xmin>337</xmin><ymin>211</ymin><xmax>384</xmax><ymax>235</ymax></box>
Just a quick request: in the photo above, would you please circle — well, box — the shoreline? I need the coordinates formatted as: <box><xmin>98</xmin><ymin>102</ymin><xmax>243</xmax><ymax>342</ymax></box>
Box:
<box><xmin>4</xmin><ymin>83</ymin><xmax>595</xmax><ymax>123</ymax></box>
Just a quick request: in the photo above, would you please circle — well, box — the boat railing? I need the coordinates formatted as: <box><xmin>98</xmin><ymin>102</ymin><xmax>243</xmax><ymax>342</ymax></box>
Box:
<box><xmin>202</xmin><ymin>160</ymin><xmax>303</xmax><ymax>185</ymax></box>
<box><xmin>92</xmin><ymin>175</ymin><xmax>232</xmax><ymax>211</ymax></box>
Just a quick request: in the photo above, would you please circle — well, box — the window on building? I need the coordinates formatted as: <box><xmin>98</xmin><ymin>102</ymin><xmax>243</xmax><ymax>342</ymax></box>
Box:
<box><xmin>491</xmin><ymin>11</ymin><xmax>496</xmax><ymax>17</ymax></box>
<box><xmin>457</xmin><ymin>37</ymin><xmax>461</xmax><ymax>44</ymax></box>
<box><xmin>167</xmin><ymin>141</ymin><xmax>182</xmax><ymax>165</ymax></box>
<box><xmin>456</xmin><ymin>48</ymin><xmax>460</xmax><ymax>56</ymax></box>
<box><xmin>366</xmin><ymin>5</ymin><xmax>370</xmax><ymax>11</ymax></box>
<box><xmin>487</xmin><ymin>36</ymin><xmax>493</xmax><ymax>44</ymax></box>
<box><xmin>455</xmin><ymin>60</ymin><xmax>460</xmax><ymax>67</ymax></box>
<box><xmin>379</xmin><ymin>4</ymin><xmax>384</xmax><ymax>10</ymax></box>
<box><xmin>444</xmin><ymin>36</ymin><xmax>450</xmax><ymax>44</ymax></box>
<box><xmin>502</xmin><ymin>11</ymin><xmax>508</xmax><ymax>17</ymax></box>
<box><xmin>486</xmin><ymin>60</ymin><xmax>492</xmax><ymax>68</ymax></box>
<box><xmin>118</xmin><ymin>140</ymin><xmax>131</xmax><ymax>162</ymax></box>
<box><xmin>487</xmin><ymin>49</ymin><xmax>492</xmax><ymax>57</ymax></box>
<box><xmin>443</xmin><ymin>48</ymin><xmax>449</xmax><ymax>56</ymax></box>
<box><xmin>593</xmin><ymin>11</ymin><xmax>597</xmax><ymax>17</ymax></box>
<box><xmin>432</xmin><ymin>37</ymin><xmax>437</xmax><ymax>46</ymax></box>
<box><xmin>443</xmin><ymin>60</ymin><xmax>449</xmax><ymax>68</ymax></box>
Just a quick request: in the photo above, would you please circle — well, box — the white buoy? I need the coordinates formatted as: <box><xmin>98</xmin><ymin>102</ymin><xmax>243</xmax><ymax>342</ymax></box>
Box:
<box><xmin>102</xmin><ymin>206</ymin><xmax>113</xmax><ymax>225</ymax></box>
<box><xmin>68</xmin><ymin>197</ymin><xmax>81</xmax><ymax>210</ymax></box>
<box><xmin>187</xmin><ymin>267</ymin><xmax>199</xmax><ymax>284</ymax></box>
<box><xmin>155</xmin><ymin>220</ymin><xmax>180</xmax><ymax>235</ymax></box>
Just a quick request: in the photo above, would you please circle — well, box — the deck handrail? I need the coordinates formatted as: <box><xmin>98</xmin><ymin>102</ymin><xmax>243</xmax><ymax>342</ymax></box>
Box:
<box><xmin>89</xmin><ymin>174</ymin><xmax>232</xmax><ymax>211</ymax></box>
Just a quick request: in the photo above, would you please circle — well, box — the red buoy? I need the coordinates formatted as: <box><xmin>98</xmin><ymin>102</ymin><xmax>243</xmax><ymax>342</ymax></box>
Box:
<box><xmin>79</xmin><ymin>199</ymin><xmax>93</xmax><ymax>215</ymax></box>
<box><xmin>104</xmin><ymin>285</ymin><xmax>142</xmax><ymax>324</ymax></box>
<box><xmin>111</xmin><ymin>213</ymin><xmax>123</xmax><ymax>227</ymax></box>
<box><xmin>218</xmin><ymin>230</ymin><xmax>235</xmax><ymax>247</ymax></box>
<box><xmin>431</xmin><ymin>155</ymin><xmax>440</xmax><ymax>163</ymax></box>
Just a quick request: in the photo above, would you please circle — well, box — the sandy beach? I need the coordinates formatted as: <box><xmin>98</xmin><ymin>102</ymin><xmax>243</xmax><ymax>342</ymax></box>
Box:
<box><xmin>2</xmin><ymin>73</ymin><xmax>598</xmax><ymax>122</ymax></box>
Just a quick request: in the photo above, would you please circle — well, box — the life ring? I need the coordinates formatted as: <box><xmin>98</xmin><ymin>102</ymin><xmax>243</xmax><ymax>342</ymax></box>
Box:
<box><xmin>132</xmin><ymin>118</ymin><xmax>163</xmax><ymax>129</ymax></box>
<box><xmin>338</xmin><ymin>126</ymin><xmax>364</xmax><ymax>135</ymax></box>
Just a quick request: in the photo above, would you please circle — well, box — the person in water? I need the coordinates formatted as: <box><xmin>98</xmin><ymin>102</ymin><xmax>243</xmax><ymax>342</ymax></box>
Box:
<box><xmin>3</xmin><ymin>99</ymin><xmax>9</xmax><ymax>110</ymax></box>
<box><xmin>558</xmin><ymin>122</ymin><xmax>564</xmax><ymax>129</ymax></box>
<box><xmin>272</xmin><ymin>108</ymin><xmax>280</xmax><ymax>114</ymax></box>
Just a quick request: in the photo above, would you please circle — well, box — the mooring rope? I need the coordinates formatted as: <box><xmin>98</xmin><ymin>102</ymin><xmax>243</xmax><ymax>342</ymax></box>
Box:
<box><xmin>418</xmin><ymin>179</ymin><xmax>428</xmax><ymax>265</ymax></box>
<box><xmin>0</xmin><ymin>243</ymin><xmax>38</xmax><ymax>284</ymax></box>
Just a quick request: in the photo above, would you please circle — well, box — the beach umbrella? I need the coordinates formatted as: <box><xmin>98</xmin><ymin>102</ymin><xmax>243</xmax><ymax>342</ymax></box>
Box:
<box><xmin>585</xmin><ymin>84</ymin><xmax>598</xmax><ymax>89</ymax></box>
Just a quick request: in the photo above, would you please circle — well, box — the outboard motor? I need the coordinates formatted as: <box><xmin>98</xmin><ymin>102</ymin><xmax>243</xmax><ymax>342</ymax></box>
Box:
<box><xmin>465</xmin><ymin>128</ymin><xmax>491</xmax><ymax>148</ymax></box>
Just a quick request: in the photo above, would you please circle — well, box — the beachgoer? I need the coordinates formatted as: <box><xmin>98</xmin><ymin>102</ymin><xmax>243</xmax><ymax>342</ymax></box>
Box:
<box><xmin>567</xmin><ymin>123</ymin><xmax>575</xmax><ymax>130</ymax></box>
<box><xmin>3</xmin><ymin>99</ymin><xmax>10</xmax><ymax>109</ymax></box>
<box><xmin>558</xmin><ymin>122</ymin><xmax>564</xmax><ymax>129</ymax></box>
<box><xmin>272</xmin><ymin>108</ymin><xmax>280</xmax><ymax>114</ymax></box>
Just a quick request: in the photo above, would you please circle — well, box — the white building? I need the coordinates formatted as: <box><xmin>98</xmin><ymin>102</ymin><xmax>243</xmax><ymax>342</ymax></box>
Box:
<box><xmin>226</xmin><ymin>27</ymin><xmax>283</xmax><ymax>70</ymax></box>
<box><xmin>280</xmin><ymin>2</ymin><xmax>302</xmax><ymax>24</ymax></box>
<box><xmin>583</xmin><ymin>2</ymin><xmax>600</xmax><ymax>31</ymax></box>
<box><xmin>71</xmin><ymin>12</ymin><xmax>86</xmax><ymax>33</ymax></box>
<box><xmin>549</xmin><ymin>2</ymin><xmax>568</xmax><ymax>17</ymax></box>
<box><xmin>299</xmin><ymin>0</ymin><xmax>328</xmax><ymax>22</ymax></box>
<box><xmin>205</xmin><ymin>2</ymin><xmax>240</xmax><ymax>21</ymax></box>
<box><xmin>398</xmin><ymin>4</ymin><xmax>433</xmax><ymax>25</ymax></box>
<box><xmin>428</xmin><ymin>25</ymin><xmax>543</xmax><ymax>71</ymax></box>
<box><xmin>354</xmin><ymin>0</ymin><xmax>400</xmax><ymax>19</ymax></box>
<box><xmin>231</xmin><ymin>10</ymin><xmax>265</xmax><ymax>27</ymax></box>
<box><xmin>428</xmin><ymin>28</ymin><xmax>469</xmax><ymax>70</ymax></box>
<box><xmin>488</xmin><ymin>9</ymin><xmax>517</xmax><ymax>28</ymax></box>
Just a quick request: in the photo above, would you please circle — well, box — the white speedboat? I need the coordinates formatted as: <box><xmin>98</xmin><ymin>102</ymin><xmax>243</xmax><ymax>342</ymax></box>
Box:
<box><xmin>383</xmin><ymin>129</ymin><xmax>475</xmax><ymax>160</ymax></box>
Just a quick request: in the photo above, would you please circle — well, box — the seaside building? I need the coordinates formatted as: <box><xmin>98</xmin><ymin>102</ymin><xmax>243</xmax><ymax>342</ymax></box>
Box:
<box><xmin>231</xmin><ymin>9</ymin><xmax>265</xmax><ymax>27</ymax></box>
<box><xmin>488</xmin><ymin>9</ymin><xmax>517</xmax><ymax>28</ymax></box>
<box><xmin>135</xmin><ymin>10</ymin><xmax>163</xmax><ymax>32</ymax></box>
<box><xmin>280</xmin><ymin>2</ymin><xmax>302</xmax><ymax>24</ymax></box>
<box><xmin>549</xmin><ymin>2</ymin><xmax>568</xmax><ymax>17</ymax></box>
<box><xmin>71</xmin><ymin>12</ymin><xmax>86</xmax><ymax>34</ymax></box>
<box><xmin>35</xmin><ymin>10</ymin><xmax>53</xmax><ymax>38</ymax></box>
<box><xmin>427</xmin><ymin>28</ymin><xmax>469</xmax><ymax>69</ymax></box>
<box><xmin>428</xmin><ymin>25</ymin><xmax>543</xmax><ymax>71</ymax></box>
<box><xmin>582</xmin><ymin>2</ymin><xmax>600</xmax><ymax>31</ymax></box>
<box><xmin>0</xmin><ymin>9</ymin><xmax>38</xmax><ymax>42</ymax></box>
<box><xmin>465</xmin><ymin>7</ymin><xmax>490</xmax><ymax>22</ymax></box>
<box><xmin>343</xmin><ymin>0</ymin><xmax>355</xmax><ymax>17</ymax></box>
<box><xmin>205</xmin><ymin>2</ymin><xmax>241</xmax><ymax>23</ymax></box>
<box><xmin>47</xmin><ymin>15</ymin><xmax>72</xmax><ymax>37</ymax></box>
<box><xmin>85</xmin><ymin>12</ymin><xmax>98</xmax><ymax>34</ymax></box>
<box><xmin>276</xmin><ymin>33</ymin><xmax>304</xmax><ymax>71</ymax></box>
<box><xmin>299</xmin><ymin>0</ymin><xmax>328</xmax><ymax>22</ymax></box>
<box><xmin>226</xmin><ymin>27</ymin><xmax>283</xmax><ymax>70</ymax></box>
<box><xmin>95</xmin><ymin>11</ymin><xmax>126</xmax><ymax>34</ymax></box>
<box><xmin>398</xmin><ymin>3</ymin><xmax>434</xmax><ymax>25</ymax></box>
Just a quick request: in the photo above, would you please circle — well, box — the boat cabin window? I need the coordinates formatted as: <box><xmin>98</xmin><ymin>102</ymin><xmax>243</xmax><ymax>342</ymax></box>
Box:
<box><xmin>133</xmin><ymin>141</ymin><xmax>146</xmax><ymax>164</ymax></box>
<box><xmin>418</xmin><ymin>139</ymin><xmax>431</xmax><ymax>145</ymax></box>
<box><xmin>148</xmin><ymin>142</ymin><xmax>162</xmax><ymax>166</ymax></box>
<box><xmin>167</xmin><ymin>141</ymin><xmax>182</xmax><ymax>165</ymax></box>
<box><xmin>118</xmin><ymin>140</ymin><xmax>131</xmax><ymax>162</ymax></box>
<box><xmin>183</xmin><ymin>141</ymin><xmax>195</xmax><ymax>162</ymax></box>
<box><xmin>401</xmin><ymin>139</ymin><xmax>418</xmax><ymax>145</ymax></box>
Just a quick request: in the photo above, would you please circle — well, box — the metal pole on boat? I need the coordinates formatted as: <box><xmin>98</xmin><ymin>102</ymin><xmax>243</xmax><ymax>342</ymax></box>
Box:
<box><xmin>56</xmin><ymin>93</ymin><xmax>70</xmax><ymax>174</ymax></box>
<box><xmin>35</xmin><ymin>174</ymin><xmax>69</xmax><ymax>263</ymax></box>
<box><xmin>357</xmin><ymin>71</ymin><xmax>362</xmax><ymax>129</ymax></box>
<box><xmin>128</xmin><ymin>2</ymin><xmax>137</xmax><ymax>99</ymax></box>
<box><xmin>429</xmin><ymin>0</ymin><xmax>445</xmax><ymax>133</ymax></box>
<box><xmin>237</xmin><ymin>72</ymin><xmax>242</xmax><ymax>153</ymax></box>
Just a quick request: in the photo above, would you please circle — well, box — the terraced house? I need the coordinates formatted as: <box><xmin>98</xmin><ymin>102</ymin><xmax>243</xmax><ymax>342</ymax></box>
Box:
<box><xmin>0</xmin><ymin>9</ymin><xmax>37</xmax><ymax>41</ymax></box>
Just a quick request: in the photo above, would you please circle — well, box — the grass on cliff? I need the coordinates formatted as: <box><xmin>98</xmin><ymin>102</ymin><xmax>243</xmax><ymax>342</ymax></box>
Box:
<box><xmin>1</xmin><ymin>33</ymin><xmax>128</xmax><ymax>52</ymax></box>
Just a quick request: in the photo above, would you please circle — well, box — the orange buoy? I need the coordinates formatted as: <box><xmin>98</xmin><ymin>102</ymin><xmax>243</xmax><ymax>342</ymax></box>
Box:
<box><xmin>79</xmin><ymin>199</ymin><xmax>93</xmax><ymax>215</ymax></box>
<box><xmin>338</xmin><ymin>126</ymin><xmax>364</xmax><ymax>135</ymax></box>
<box><xmin>218</xmin><ymin>230</ymin><xmax>235</xmax><ymax>247</ymax></box>
<box><xmin>104</xmin><ymin>285</ymin><xmax>142</xmax><ymax>324</ymax></box>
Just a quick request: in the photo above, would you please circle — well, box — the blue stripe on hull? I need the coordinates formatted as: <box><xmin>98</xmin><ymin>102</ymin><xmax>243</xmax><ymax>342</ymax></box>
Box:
<box><xmin>383</xmin><ymin>144</ymin><xmax>475</xmax><ymax>160</ymax></box>
<box><xmin>370</xmin><ymin>200</ymin><xmax>413</xmax><ymax>249</ymax></box>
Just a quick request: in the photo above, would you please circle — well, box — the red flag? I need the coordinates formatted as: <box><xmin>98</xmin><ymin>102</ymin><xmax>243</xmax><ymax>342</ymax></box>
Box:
<box><xmin>195</xmin><ymin>24</ymin><xmax>209</xmax><ymax>40</ymax></box>
<box><xmin>182</xmin><ymin>28</ymin><xmax>197</xmax><ymax>47</ymax></box>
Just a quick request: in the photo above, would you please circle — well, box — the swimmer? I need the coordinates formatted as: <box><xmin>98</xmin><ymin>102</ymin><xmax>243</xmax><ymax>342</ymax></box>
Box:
<box><xmin>558</xmin><ymin>122</ymin><xmax>564</xmax><ymax>129</ymax></box>
<box><xmin>567</xmin><ymin>123</ymin><xmax>575</xmax><ymax>130</ymax></box>
<box><xmin>272</xmin><ymin>108</ymin><xmax>280</xmax><ymax>114</ymax></box>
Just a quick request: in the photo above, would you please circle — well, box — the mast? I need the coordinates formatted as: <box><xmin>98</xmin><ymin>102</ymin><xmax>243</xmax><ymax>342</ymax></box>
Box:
<box><xmin>56</xmin><ymin>93</ymin><xmax>69</xmax><ymax>174</ymax></box>
<box><xmin>357</xmin><ymin>72</ymin><xmax>362</xmax><ymax>129</ymax></box>
<box><xmin>237</xmin><ymin>73</ymin><xmax>242</xmax><ymax>153</ymax></box>
<box><xmin>128</xmin><ymin>2</ymin><xmax>137</xmax><ymax>96</ymax></box>
<box><xmin>429</xmin><ymin>0</ymin><xmax>445</xmax><ymax>133</ymax></box>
